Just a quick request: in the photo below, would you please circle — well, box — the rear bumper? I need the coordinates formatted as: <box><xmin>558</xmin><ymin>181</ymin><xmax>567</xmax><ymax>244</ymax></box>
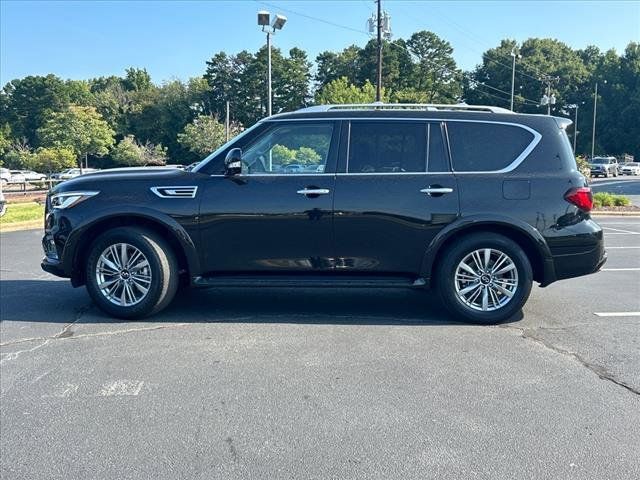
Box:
<box><xmin>545</xmin><ymin>219</ymin><xmax>606</xmax><ymax>283</ymax></box>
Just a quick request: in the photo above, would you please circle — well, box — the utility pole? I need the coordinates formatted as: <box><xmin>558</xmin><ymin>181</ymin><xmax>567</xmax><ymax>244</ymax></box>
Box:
<box><xmin>376</xmin><ymin>0</ymin><xmax>382</xmax><ymax>102</ymax></box>
<box><xmin>591</xmin><ymin>82</ymin><xmax>598</xmax><ymax>160</ymax></box>
<box><xmin>510</xmin><ymin>47</ymin><xmax>521</xmax><ymax>111</ymax></box>
<box><xmin>225</xmin><ymin>101</ymin><xmax>230</xmax><ymax>142</ymax></box>
<box><xmin>573</xmin><ymin>105</ymin><xmax>578</xmax><ymax>153</ymax></box>
<box><xmin>540</xmin><ymin>75</ymin><xmax>558</xmax><ymax>115</ymax></box>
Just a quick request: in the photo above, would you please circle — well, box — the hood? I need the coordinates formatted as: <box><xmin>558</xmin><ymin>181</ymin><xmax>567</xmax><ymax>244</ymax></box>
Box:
<box><xmin>52</xmin><ymin>167</ymin><xmax>196</xmax><ymax>193</ymax></box>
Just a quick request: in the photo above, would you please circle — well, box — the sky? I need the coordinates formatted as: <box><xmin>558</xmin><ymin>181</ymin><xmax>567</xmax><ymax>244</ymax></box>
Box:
<box><xmin>1</xmin><ymin>0</ymin><xmax>639</xmax><ymax>85</ymax></box>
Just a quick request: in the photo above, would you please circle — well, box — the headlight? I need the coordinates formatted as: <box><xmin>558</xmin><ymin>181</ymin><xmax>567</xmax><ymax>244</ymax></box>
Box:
<box><xmin>50</xmin><ymin>191</ymin><xmax>99</xmax><ymax>209</ymax></box>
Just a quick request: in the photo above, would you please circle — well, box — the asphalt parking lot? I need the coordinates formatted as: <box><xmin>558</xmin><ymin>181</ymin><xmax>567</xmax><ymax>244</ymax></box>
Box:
<box><xmin>1</xmin><ymin>217</ymin><xmax>639</xmax><ymax>479</ymax></box>
<box><xmin>591</xmin><ymin>175</ymin><xmax>640</xmax><ymax>206</ymax></box>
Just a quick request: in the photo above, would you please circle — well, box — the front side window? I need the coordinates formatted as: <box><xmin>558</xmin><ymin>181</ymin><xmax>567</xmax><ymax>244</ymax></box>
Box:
<box><xmin>447</xmin><ymin>122</ymin><xmax>535</xmax><ymax>172</ymax></box>
<box><xmin>348</xmin><ymin>122</ymin><xmax>427</xmax><ymax>173</ymax></box>
<box><xmin>241</xmin><ymin>123</ymin><xmax>334</xmax><ymax>174</ymax></box>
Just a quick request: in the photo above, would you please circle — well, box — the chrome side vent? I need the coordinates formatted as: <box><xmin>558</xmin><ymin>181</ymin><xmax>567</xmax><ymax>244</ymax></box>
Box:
<box><xmin>150</xmin><ymin>186</ymin><xmax>198</xmax><ymax>199</ymax></box>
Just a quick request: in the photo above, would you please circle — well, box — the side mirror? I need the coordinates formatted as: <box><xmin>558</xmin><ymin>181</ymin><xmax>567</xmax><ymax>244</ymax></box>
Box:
<box><xmin>224</xmin><ymin>148</ymin><xmax>242</xmax><ymax>176</ymax></box>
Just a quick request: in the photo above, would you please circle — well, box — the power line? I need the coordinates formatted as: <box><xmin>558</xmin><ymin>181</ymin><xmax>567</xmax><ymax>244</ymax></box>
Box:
<box><xmin>254</xmin><ymin>0</ymin><xmax>542</xmax><ymax>107</ymax></box>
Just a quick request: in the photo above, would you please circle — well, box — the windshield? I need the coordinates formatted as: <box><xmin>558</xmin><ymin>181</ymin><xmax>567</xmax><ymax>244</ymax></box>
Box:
<box><xmin>192</xmin><ymin>122</ymin><xmax>263</xmax><ymax>174</ymax></box>
<box><xmin>591</xmin><ymin>158</ymin><xmax>610</xmax><ymax>164</ymax></box>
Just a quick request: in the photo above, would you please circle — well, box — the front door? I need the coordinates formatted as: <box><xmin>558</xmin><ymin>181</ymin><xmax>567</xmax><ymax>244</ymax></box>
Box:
<box><xmin>333</xmin><ymin>120</ymin><xmax>459</xmax><ymax>275</ymax></box>
<box><xmin>199</xmin><ymin>121</ymin><xmax>339</xmax><ymax>273</ymax></box>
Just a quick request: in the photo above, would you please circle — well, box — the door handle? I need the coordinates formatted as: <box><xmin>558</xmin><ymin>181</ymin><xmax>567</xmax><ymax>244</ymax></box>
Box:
<box><xmin>297</xmin><ymin>188</ymin><xmax>330</xmax><ymax>196</ymax></box>
<box><xmin>420</xmin><ymin>186</ymin><xmax>454</xmax><ymax>196</ymax></box>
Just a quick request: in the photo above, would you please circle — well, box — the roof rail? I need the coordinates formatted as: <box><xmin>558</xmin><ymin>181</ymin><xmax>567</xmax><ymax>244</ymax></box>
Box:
<box><xmin>295</xmin><ymin>103</ymin><xmax>514</xmax><ymax>114</ymax></box>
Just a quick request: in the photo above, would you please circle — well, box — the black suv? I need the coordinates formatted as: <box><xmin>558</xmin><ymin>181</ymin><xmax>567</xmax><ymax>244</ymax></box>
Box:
<box><xmin>41</xmin><ymin>104</ymin><xmax>605</xmax><ymax>323</ymax></box>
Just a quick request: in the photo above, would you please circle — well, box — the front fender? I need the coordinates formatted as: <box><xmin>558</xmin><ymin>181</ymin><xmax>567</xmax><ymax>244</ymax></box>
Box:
<box><xmin>62</xmin><ymin>205</ymin><xmax>201</xmax><ymax>282</ymax></box>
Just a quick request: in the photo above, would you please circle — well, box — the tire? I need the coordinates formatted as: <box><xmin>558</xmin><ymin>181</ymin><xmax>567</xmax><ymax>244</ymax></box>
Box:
<box><xmin>436</xmin><ymin>233</ymin><xmax>533</xmax><ymax>325</ymax></box>
<box><xmin>85</xmin><ymin>227</ymin><xmax>179</xmax><ymax>319</ymax></box>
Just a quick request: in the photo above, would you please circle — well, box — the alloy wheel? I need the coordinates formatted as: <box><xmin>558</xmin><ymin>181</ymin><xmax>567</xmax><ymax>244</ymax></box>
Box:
<box><xmin>454</xmin><ymin>248</ymin><xmax>519</xmax><ymax>312</ymax></box>
<box><xmin>95</xmin><ymin>243</ymin><xmax>152</xmax><ymax>307</ymax></box>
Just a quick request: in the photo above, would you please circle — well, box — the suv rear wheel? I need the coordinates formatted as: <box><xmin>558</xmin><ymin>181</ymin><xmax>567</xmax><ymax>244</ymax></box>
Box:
<box><xmin>436</xmin><ymin>233</ymin><xmax>533</xmax><ymax>324</ymax></box>
<box><xmin>85</xmin><ymin>227</ymin><xmax>179</xmax><ymax>319</ymax></box>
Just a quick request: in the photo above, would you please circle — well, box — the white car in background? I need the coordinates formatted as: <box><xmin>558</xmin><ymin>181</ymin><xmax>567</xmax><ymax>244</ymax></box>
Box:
<box><xmin>10</xmin><ymin>169</ymin><xmax>47</xmax><ymax>182</ymax></box>
<box><xmin>51</xmin><ymin>168</ymin><xmax>100</xmax><ymax>180</ymax></box>
<box><xmin>621</xmin><ymin>162</ymin><xmax>640</xmax><ymax>175</ymax></box>
<box><xmin>0</xmin><ymin>167</ymin><xmax>25</xmax><ymax>185</ymax></box>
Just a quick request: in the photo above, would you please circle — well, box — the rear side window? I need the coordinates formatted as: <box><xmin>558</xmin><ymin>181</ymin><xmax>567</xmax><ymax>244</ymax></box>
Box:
<box><xmin>348</xmin><ymin>122</ymin><xmax>426</xmax><ymax>173</ymax></box>
<box><xmin>446</xmin><ymin>122</ymin><xmax>534</xmax><ymax>172</ymax></box>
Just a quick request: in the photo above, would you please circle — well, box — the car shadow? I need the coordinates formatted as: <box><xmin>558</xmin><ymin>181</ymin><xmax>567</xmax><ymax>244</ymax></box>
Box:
<box><xmin>0</xmin><ymin>280</ymin><xmax>522</xmax><ymax>326</ymax></box>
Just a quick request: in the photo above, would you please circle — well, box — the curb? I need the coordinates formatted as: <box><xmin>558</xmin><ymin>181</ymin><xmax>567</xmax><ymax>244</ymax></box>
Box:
<box><xmin>0</xmin><ymin>220</ymin><xmax>43</xmax><ymax>233</ymax></box>
<box><xmin>592</xmin><ymin>211</ymin><xmax>640</xmax><ymax>217</ymax></box>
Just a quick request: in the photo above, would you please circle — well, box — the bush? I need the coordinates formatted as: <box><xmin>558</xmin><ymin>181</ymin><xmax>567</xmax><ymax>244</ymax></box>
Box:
<box><xmin>593</xmin><ymin>192</ymin><xmax>631</xmax><ymax>208</ymax></box>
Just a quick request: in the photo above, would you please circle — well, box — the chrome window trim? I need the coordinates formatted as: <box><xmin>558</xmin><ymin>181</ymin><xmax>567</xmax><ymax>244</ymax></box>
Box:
<box><xmin>150</xmin><ymin>186</ymin><xmax>198</xmax><ymax>198</ymax></box>
<box><xmin>268</xmin><ymin>117</ymin><xmax>542</xmax><ymax>174</ymax></box>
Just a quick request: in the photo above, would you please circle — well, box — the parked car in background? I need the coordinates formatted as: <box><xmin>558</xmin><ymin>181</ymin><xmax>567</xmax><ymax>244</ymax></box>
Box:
<box><xmin>0</xmin><ymin>168</ymin><xmax>10</xmax><ymax>186</ymax></box>
<box><xmin>0</xmin><ymin>168</ymin><xmax>25</xmax><ymax>184</ymax></box>
<box><xmin>589</xmin><ymin>157</ymin><xmax>619</xmax><ymax>177</ymax></box>
<box><xmin>621</xmin><ymin>162</ymin><xmax>640</xmax><ymax>175</ymax></box>
<box><xmin>11</xmin><ymin>170</ymin><xmax>47</xmax><ymax>182</ymax></box>
<box><xmin>0</xmin><ymin>186</ymin><xmax>6</xmax><ymax>217</ymax></box>
<box><xmin>41</xmin><ymin>103</ymin><xmax>605</xmax><ymax>324</ymax></box>
<box><xmin>51</xmin><ymin>168</ymin><xmax>100</xmax><ymax>180</ymax></box>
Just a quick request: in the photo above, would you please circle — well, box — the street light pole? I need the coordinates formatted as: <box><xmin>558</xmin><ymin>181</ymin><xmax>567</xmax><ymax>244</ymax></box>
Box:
<box><xmin>376</xmin><ymin>0</ymin><xmax>382</xmax><ymax>102</ymax></box>
<box><xmin>258</xmin><ymin>11</ymin><xmax>286</xmax><ymax>118</ymax></box>
<box><xmin>267</xmin><ymin>31</ymin><xmax>272</xmax><ymax>117</ymax></box>
<box><xmin>591</xmin><ymin>82</ymin><xmax>598</xmax><ymax>160</ymax></box>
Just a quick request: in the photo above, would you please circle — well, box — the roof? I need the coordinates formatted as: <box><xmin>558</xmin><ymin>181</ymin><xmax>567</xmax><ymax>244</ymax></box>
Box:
<box><xmin>267</xmin><ymin>102</ymin><xmax>569</xmax><ymax>126</ymax></box>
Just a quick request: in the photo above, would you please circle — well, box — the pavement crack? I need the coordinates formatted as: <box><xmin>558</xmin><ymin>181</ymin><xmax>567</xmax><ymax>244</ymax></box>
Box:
<box><xmin>54</xmin><ymin>304</ymin><xmax>92</xmax><ymax>339</ymax></box>
<box><xmin>0</xmin><ymin>339</ymin><xmax>51</xmax><ymax>364</ymax></box>
<box><xmin>0</xmin><ymin>323</ymin><xmax>189</xmax><ymax>348</ymax></box>
<box><xmin>501</xmin><ymin>324</ymin><xmax>639</xmax><ymax>396</ymax></box>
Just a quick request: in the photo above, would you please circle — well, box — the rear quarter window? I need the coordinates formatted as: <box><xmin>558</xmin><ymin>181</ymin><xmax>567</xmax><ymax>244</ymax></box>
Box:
<box><xmin>446</xmin><ymin>122</ymin><xmax>535</xmax><ymax>172</ymax></box>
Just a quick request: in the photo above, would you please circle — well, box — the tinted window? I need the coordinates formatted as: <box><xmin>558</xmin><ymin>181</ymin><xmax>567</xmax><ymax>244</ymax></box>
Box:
<box><xmin>348</xmin><ymin>122</ymin><xmax>426</xmax><ymax>173</ymax></box>
<box><xmin>447</xmin><ymin>122</ymin><xmax>534</xmax><ymax>172</ymax></box>
<box><xmin>427</xmin><ymin>123</ymin><xmax>449</xmax><ymax>172</ymax></box>
<box><xmin>242</xmin><ymin>123</ymin><xmax>333</xmax><ymax>174</ymax></box>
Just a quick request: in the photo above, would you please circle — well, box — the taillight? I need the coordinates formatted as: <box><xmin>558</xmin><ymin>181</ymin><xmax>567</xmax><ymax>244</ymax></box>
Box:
<box><xmin>565</xmin><ymin>187</ymin><xmax>593</xmax><ymax>212</ymax></box>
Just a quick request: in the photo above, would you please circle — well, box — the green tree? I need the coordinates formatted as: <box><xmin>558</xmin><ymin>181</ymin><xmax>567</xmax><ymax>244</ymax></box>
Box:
<box><xmin>271</xmin><ymin>144</ymin><xmax>297</xmax><ymax>165</ymax></box>
<box><xmin>177</xmin><ymin>115</ymin><xmax>235</xmax><ymax>157</ymax></box>
<box><xmin>111</xmin><ymin>135</ymin><xmax>167</xmax><ymax>166</ymax></box>
<box><xmin>405</xmin><ymin>31</ymin><xmax>462</xmax><ymax>102</ymax></box>
<box><xmin>34</xmin><ymin>146</ymin><xmax>76</xmax><ymax>174</ymax></box>
<box><xmin>0</xmin><ymin>74</ymin><xmax>71</xmax><ymax>146</ymax></box>
<box><xmin>315</xmin><ymin>45</ymin><xmax>361</xmax><ymax>89</ymax></box>
<box><xmin>315</xmin><ymin>77</ymin><xmax>386</xmax><ymax>104</ymax></box>
<box><xmin>37</xmin><ymin>105</ymin><xmax>115</xmax><ymax>167</ymax></box>
<box><xmin>295</xmin><ymin>146</ymin><xmax>321</xmax><ymax>165</ymax></box>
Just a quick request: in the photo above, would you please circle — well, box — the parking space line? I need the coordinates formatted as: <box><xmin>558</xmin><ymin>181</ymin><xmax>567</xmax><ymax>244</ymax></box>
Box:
<box><xmin>593</xmin><ymin>312</ymin><xmax>640</xmax><ymax>317</ymax></box>
<box><xmin>606</xmin><ymin>246</ymin><xmax>640</xmax><ymax>249</ymax></box>
<box><xmin>603</xmin><ymin>233</ymin><xmax>640</xmax><ymax>235</ymax></box>
<box><xmin>601</xmin><ymin>268</ymin><xmax>640</xmax><ymax>271</ymax></box>
<box><xmin>602</xmin><ymin>227</ymin><xmax>640</xmax><ymax>234</ymax></box>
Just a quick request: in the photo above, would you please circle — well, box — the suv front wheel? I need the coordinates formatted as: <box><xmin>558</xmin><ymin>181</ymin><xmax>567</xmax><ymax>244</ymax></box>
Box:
<box><xmin>85</xmin><ymin>227</ymin><xmax>179</xmax><ymax>319</ymax></box>
<box><xmin>436</xmin><ymin>233</ymin><xmax>533</xmax><ymax>324</ymax></box>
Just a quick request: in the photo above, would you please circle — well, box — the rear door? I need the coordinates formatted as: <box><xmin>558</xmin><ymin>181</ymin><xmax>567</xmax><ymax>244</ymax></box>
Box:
<box><xmin>332</xmin><ymin>120</ymin><xmax>459</xmax><ymax>275</ymax></box>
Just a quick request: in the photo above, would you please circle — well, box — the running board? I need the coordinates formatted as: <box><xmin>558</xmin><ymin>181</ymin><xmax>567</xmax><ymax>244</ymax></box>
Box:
<box><xmin>192</xmin><ymin>274</ymin><xmax>427</xmax><ymax>289</ymax></box>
